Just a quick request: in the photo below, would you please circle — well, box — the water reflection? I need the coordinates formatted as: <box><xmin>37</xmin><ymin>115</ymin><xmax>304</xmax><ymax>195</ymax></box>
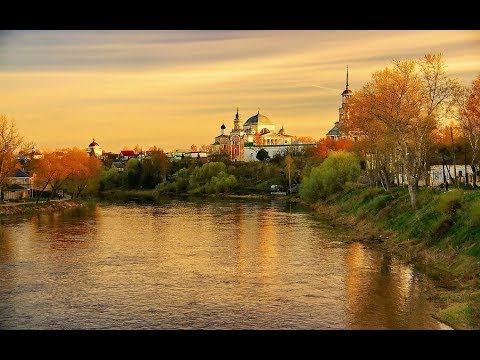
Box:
<box><xmin>0</xmin><ymin>199</ymin><xmax>446</xmax><ymax>329</ymax></box>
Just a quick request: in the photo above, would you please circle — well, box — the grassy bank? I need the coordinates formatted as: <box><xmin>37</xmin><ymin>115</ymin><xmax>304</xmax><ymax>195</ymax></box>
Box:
<box><xmin>307</xmin><ymin>185</ymin><xmax>480</xmax><ymax>329</ymax></box>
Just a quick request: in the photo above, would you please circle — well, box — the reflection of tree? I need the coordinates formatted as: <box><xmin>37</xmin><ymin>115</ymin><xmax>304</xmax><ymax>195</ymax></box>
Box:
<box><xmin>345</xmin><ymin>242</ymin><xmax>436</xmax><ymax>329</ymax></box>
<box><xmin>256</xmin><ymin>207</ymin><xmax>277</xmax><ymax>286</ymax></box>
<box><xmin>30</xmin><ymin>206</ymin><xmax>99</xmax><ymax>250</ymax></box>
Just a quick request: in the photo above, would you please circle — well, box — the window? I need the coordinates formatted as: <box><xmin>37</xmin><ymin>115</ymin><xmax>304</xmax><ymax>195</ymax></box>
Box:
<box><xmin>234</xmin><ymin>149</ymin><xmax>237</xmax><ymax>155</ymax></box>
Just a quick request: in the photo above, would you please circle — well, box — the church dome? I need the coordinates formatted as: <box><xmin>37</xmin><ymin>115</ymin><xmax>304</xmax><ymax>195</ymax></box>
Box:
<box><xmin>220</xmin><ymin>123</ymin><xmax>226</xmax><ymax>130</ymax></box>
<box><xmin>89</xmin><ymin>138</ymin><xmax>99</xmax><ymax>147</ymax></box>
<box><xmin>244</xmin><ymin>112</ymin><xmax>274</xmax><ymax>126</ymax></box>
<box><xmin>342</xmin><ymin>89</ymin><xmax>353</xmax><ymax>96</ymax></box>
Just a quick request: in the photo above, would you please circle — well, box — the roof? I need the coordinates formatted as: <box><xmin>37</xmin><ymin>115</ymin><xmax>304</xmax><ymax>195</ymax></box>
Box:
<box><xmin>342</xmin><ymin>89</ymin><xmax>353</xmax><ymax>96</ymax></box>
<box><xmin>326</xmin><ymin>122</ymin><xmax>341</xmax><ymax>136</ymax></box>
<box><xmin>244</xmin><ymin>113</ymin><xmax>274</xmax><ymax>126</ymax></box>
<box><xmin>12</xmin><ymin>168</ymin><xmax>30</xmax><ymax>178</ymax></box>
<box><xmin>120</xmin><ymin>150</ymin><xmax>135</xmax><ymax>156</ymax></box>
<box><xmin>6</xmin><ymin>184</ymin><xmax>27</xmax><ymax>191</ymax></box>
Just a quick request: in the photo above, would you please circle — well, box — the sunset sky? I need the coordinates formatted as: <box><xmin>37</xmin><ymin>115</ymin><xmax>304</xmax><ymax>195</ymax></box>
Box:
<box><xmin>1</xmin><ymin>30</ymin><xmax>479</xmax><ymax>152</ymax></box>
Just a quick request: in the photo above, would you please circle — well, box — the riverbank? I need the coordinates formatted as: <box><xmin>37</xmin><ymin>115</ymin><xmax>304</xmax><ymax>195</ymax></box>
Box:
<box><xmin>304</xmin><ymin>185</ymin><xmax>480</xmax><ymax>330</ymax></box>
<box><xmin>0</xmin><ymin>199</ymin><xmax>88</xmax><ymax>217</ymax></box>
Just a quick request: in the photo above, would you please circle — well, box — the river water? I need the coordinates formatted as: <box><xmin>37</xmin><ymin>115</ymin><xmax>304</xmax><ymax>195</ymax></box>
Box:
<box><xmin>0</xmin><ymin>198</ymin><xmax>450</xmax><ymax>329</ymax></box>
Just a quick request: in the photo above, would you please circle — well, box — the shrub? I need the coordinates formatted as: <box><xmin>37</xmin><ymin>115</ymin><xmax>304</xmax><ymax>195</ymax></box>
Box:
<box><xmin>299</xmin><ymin>151</ymin><xmax>361</xmax><ymax>202</ymax></box>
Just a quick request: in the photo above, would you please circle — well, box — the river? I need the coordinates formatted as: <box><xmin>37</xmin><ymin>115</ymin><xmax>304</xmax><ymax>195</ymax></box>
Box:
<box><xmin>0</xmin><ymin>198</ymin><xmax>450</xmax><ymax>329</ymax></box>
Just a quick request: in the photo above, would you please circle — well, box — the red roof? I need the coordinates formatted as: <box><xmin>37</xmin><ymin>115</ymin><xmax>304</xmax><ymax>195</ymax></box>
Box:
<box><xmin>120</xmin><ymin>150</ymin><xmax>135</xmax><ymax>156</ymax></box>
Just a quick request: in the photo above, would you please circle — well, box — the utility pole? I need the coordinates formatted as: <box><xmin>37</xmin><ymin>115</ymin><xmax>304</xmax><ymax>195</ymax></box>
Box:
<box><xmin>450</xmin><ymin>126</ymin><xmax>457</xmax><ymax>186</ymax></box>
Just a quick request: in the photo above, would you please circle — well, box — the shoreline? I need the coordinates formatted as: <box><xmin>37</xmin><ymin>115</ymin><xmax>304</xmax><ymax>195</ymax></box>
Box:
<box><xmin>0</xmin><ymin>199</ymin><xmax>87</xmax><ymax>217</ymax></box>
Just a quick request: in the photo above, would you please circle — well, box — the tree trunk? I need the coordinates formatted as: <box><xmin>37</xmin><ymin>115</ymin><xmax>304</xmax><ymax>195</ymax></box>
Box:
<box><xmin>472</xmin><ymin>164</ymin><xmax>477</xmax><ymax>187</ymax></box>
<box><xmin>407</xmin><ymin>181</ymin><xmax>418</xmax><ymax>209</ymax></box>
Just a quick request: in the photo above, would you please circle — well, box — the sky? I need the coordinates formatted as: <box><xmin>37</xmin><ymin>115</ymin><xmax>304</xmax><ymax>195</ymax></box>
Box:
<box><xmin>1</xmin><ymin>30</ymin><xmax>479</xmax><ymax>152</ymax></box>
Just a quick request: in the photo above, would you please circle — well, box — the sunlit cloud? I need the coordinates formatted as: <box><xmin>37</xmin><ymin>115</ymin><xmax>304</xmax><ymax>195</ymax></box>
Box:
<box><xmin>1</xmin><ymin>30</ymin><xmax>479</xmax><ymax>151</ymax></box>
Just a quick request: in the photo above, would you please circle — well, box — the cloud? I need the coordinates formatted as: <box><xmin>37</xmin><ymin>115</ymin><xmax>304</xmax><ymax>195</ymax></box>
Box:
<box><xmin>1</xmin><ymin>30</ymin><xmax>479</xmax><ymax>151</ymax></box>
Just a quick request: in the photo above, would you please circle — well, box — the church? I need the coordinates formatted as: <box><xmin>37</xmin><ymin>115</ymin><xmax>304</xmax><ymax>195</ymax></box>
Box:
<box><xmin>211</xmin><ymin>108</ymin><xmax>294</xmax><ymax>161</ymax></box>
<box><xmin>87</xmin><ymin>138</ymin><xmax>104</xmax><ymax>159</ymax></box>
<box><xmin>326</xmin><ymin>66</ymin><xmax>363</xmax><ymax>142</ymax></box>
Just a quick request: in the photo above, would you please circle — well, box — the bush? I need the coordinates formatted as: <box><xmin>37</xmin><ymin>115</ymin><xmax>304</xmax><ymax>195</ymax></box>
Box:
<box><xmin>299</xmin><ymin>151</ymin><xmax>361</xmax><ymax>202</ymax></box>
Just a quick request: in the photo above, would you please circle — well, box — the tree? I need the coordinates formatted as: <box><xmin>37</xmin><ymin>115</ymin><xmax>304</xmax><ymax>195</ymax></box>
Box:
<box><xmin>308</xmin><ymin>137</ymin><xmax>354</xmax><ymax>159</ymax></box>
<box><xmin>293</xmin><ymin>136</ymin><xmax>317</xmax><ymax>143</ymax></box>
<box><xmin>457</xmin><ymin>75</ymin><xmax>480</xmax><ymax>186</ymax></box>
<box><xmin>300</xmin><ymin>151</ymin><xmax>361</xmax><ymax>202</ymax></box>
<box><xmin>346</xmin><ymin>53</ymin><xmax>461</xmax><ymax>208</ymax></box>
<box><xmin>0</xmin><ymin>115</ymin><xmax>24</xmax><ymax>199</ymax></box>
<box><xmin>284</xmin><ymin>154</ymin><xmax>295</xmax><ymax>193</ymax></box>
<box><xmin>67</xmin><ymin>148</ymin><xmax>102</xmax><ymax>198</ymax></box>
<box><xmin>34</xmin><ymin>151</ymin><xmax>66</xmax><ymax>202</ymax></box>
<box><xmin>256</xmin><ymin>148</ymin><xmax>270</xmax><ymax>161</ymax></box>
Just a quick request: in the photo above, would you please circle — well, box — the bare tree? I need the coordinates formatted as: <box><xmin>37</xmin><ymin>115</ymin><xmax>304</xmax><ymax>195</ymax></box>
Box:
<box><xmin>0</xmin><ymin>115</ymin><xmax>24</xmax><ymax>199</ymax></box>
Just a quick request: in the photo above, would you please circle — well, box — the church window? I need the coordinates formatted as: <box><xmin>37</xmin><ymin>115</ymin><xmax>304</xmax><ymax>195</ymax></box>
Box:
<box><xmin>234</xmin><ymin>149</ymin><xmax>237</xmax><ymax>155</ymax></box>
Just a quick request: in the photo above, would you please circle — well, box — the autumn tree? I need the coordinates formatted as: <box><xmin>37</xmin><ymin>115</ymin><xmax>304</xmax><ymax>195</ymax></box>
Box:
<box><xmin>293</xmin><ymin>136</ymin><xmax>317</xmax><ymax>144</ymax></box>
<box><xmin>346</xmin><ymin>53</ymin><xmax>461</xmax><ymax>208</ymax></box>
<box><xmin>66</xmin><ymin>149</ymin><xmax>102</xmax><ymax>198</ymax></box>
<box><xmin>0</xmin><ymin>115</ymin><xmax>24</xmax><ymax>199</ymax></box>
<box><xmin>457</xmin><ymin>75</ymin><xmax>480</xmax><ymax>186</ymax></box>
<box><xmin>34</xmin><ymin>151</ymin><xmax>65</xmax><ymax>202</ymax></box>
<box><xmin>34</xmin><ymin>148</ymin><xmax>101</xmax><ymax>201</ymax></box>
<box><xmin>307</xmin><ymin>137</ymin><xmax>354</xmax><ymax>159</ymax></box>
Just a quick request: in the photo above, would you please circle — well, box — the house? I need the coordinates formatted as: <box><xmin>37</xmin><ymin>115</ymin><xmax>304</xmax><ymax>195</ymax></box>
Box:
<box><xmin>429</xmin><ymin>164</ymin><xmax>475</xmax><ymax>187</ymax></box>
<box><xmin>3</xmin><ymin>168</ymin><xmax>33</xmax><ymax>200</ymax></box>
<box><xmin>111</xmin><ymin>162</ymin><xmax>124</xmax><ymax>172</ymax></box>
<box><xmin>118</xmin><ymin>150</ymin><xmax>136</xmax><ymax>162</ymax></box>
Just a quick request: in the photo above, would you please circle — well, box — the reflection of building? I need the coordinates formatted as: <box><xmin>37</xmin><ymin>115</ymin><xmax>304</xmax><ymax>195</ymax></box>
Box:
<box><xmin>212</xmin><ymin>108</ymin><xmax>313</xmax><ymax>162</ymax></box>
<box><xmin>87</xmin><ymin>138</ymin><xmax>103</xmax><ymax>159</ymax></box>
<box><xmin>326</xmin><ymin>66</ymin><xmax>363</xmax><ymax>142</ymax></box>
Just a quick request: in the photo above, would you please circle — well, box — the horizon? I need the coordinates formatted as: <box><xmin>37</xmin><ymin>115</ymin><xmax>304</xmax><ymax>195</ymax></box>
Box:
<box><xmin>1</xmin><ymin>30</ymin><xmax>479</xmax><ymax>152</ymax></box>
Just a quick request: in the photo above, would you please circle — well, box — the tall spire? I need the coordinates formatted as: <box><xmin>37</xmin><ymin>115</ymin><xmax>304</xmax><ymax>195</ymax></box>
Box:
<box><xmin>257</xmin><ymin>107</ymin><xmax>260</xmax><ymax>115</ymax></box>
<box><xmin>236</xmin><ymin>107</ymin><xmax>239</xmax><ymax>119</ymax></box>
<box><xmin>346</xmin><ymin>64</ymin><xmax>349</xmax><ymax>90</ymax></box>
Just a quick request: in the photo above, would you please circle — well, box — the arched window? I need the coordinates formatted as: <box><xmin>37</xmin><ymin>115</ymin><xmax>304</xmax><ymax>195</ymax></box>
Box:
<box><xmin>234</xmin><ymin>149</ymin><xmax>237</xmax><ymax>155</ymax></box>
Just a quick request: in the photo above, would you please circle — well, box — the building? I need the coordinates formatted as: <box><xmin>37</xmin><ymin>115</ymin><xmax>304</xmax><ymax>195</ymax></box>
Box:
<box><xmin>211</xmin><ymin>108</ymin><xmax>297</xmax><ymax>161</ymax></box>
<box><xmin>87</xmin><ymin>138</ymin><xmax>103</xmax><ymax>159</ymax></box>
<box><xmin>118</xmin><ymin>150</ymin><xmax>136</xmax><ymax>162</ymax></box>
<box><xmin>429</xmin><ymin>165</ymin><xmax>474</xmax><ymax>187</ymax></box>
<box><xmin>326</xmin><ymin>66</ymin><xmax>363</xmax><ymax>142</ymax></box>
<box><xmin>3</xmin><ymin>168</ymin><xmax>33</xmax><ymax>200</ymax></box>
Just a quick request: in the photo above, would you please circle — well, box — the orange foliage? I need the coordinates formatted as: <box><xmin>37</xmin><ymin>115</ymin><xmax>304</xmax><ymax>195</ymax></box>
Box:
<box><xmin>308</xmin><ymin>137</ymin><xmax>354</xmax><ymax>159</ymax></box>
<box><xmin>34</xmin><ymin>148</ymin><xmax>101</xmax><ymax>199</ymax></box>
<box><xmin>293</xmin><ymin>136</ymin><xmax>317</xmax><ymax>143</ymax></box>
<box><xmin>432</xmin><ymin>122</ymin><xmax>461</xmax><ymax>146</ymax></box>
